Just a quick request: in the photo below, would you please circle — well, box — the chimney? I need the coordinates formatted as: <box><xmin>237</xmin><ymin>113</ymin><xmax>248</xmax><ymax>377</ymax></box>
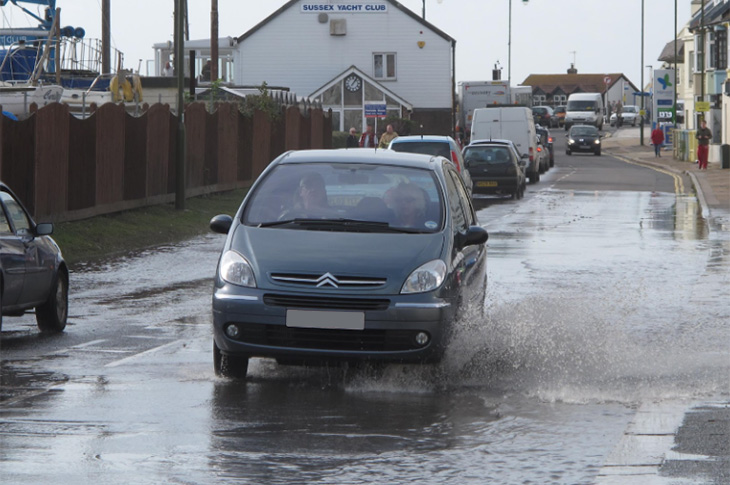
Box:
<box><xmin>567</xmin><ymin>63</ymin><xmax>578</xmax><ymax>74</ymax></box>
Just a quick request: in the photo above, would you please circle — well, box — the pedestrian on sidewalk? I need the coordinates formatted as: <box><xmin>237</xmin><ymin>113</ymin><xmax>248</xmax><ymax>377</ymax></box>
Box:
<box><xmin>346</xmin><ymin>127</ymin><xmax>359</xmax><ymax>148</ymax></box>
<box><xmin>359</xmin><ymin>125</ymin><xmax>378</xmax><ymax>148</ymax></box>
<box><xmin>696</xmin><ymin>119</ymin><xmax>712</xmax><ymax>170</ymax></box>
<box><xmin>651</xmin><ymin>125</ymin><xmax>665</xmax><ymax>157</ymax></box>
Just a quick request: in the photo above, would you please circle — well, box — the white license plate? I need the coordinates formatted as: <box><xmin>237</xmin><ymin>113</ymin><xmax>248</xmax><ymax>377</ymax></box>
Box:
<box><xmin>286</xmin><ymin>309</ymin><xmax>365</xmax><ymax>330</ymax></box>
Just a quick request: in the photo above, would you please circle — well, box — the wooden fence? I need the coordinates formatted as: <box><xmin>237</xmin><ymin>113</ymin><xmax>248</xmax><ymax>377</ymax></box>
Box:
<box><xmin>0</xmin><ymin>102</ymin><xmax>332</xmax><ymax>222</ymax></box>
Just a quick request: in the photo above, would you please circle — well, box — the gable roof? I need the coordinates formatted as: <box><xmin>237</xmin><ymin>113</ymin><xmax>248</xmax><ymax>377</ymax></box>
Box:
<box><xmin>237</xmin><ymin>0</ymin><xmax>455</xmax><ymax>44</ymax></box>
<box><xmin>309</xmin><ymin>65</ymin><xmax>413</xmax><ymax>109</ymax></box>
<box><xmin>520</xmin><ymin>73</ymin><xmax>638</xmax><ymax>94</ymax></box>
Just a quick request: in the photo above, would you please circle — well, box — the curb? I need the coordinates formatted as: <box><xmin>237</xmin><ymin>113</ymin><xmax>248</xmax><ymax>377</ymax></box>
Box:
<box><xmin>604</xmin><ymin>148</ymin><xmax>711</xmax><ymax>220</ymax></box>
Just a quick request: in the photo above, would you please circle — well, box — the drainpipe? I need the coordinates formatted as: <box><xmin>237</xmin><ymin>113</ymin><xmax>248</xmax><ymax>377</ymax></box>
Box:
<box><xmin>452</xmin><ymin>39</ymin><xmax>456</xmax><ymax>139</ymax></box>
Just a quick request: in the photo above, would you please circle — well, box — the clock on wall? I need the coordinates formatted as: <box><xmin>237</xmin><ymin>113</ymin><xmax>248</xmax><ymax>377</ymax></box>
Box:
<box><xmin>344</xmin><ymin>74</ymin><xmax>361</xmax><ymax>92</ymax></box>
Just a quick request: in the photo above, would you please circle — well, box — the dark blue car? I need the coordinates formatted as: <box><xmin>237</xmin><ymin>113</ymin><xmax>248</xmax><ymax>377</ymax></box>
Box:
<box><xmin>210</xmin><ymin>149</ymin><xmax>488</xmax><ymax>378</ymax></box>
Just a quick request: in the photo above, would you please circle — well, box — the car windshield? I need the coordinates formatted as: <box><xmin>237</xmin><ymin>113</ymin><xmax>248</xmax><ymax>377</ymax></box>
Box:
<box><xmin>554</xmin><ymin>107</ymin><xmax>566</xmax><ymax>113</ymax></box>
<box><xmin>532</xmin><ymin>108</ymin><xmax>547</xmax><ymax>114</ymax></box>
<box><xmin>464</xmin><ymin>146</ymin><xmax>513</xmax><ymax>165</ymax></box>
<box><xmin>571</xmin><ymin>127</ymin><xmax>598</xmax><ymax>136</ymax></box>
<box><xmin>623</xmin><ymin>106</ymin><xmax>638</xmax><ymax>113</ymax></box>
<box><xmin>389</xmin><ymin>141</ymin><xmax>450</xmax><ymax>158</ymax></box>
<box><xmin>243</xmin><ymin>162</ymin><xmax>444</xmax><ymax>233</ymax></box>
<box><xmin>567</xmin><ymin>100</ymin><xmax>597</xmax><ymax>111</ymax></box>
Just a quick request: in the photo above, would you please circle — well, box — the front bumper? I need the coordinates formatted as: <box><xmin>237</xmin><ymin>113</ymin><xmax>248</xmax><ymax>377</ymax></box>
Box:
<box><xmin>567</xmin><ymin>140</ymin><xmax>600</xmax><ymax>152</ymax></box>
<box><xmin>212</xmin><ymin>287</ymin><xmax>456</xmax><ymax>364</ymax></box>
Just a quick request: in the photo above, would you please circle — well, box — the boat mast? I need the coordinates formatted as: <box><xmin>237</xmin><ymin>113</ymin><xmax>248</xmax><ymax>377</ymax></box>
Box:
<box><xmin>102</xmin><ymin>0</ymin><xmax>110</xmax><ymax>74</ymax></box>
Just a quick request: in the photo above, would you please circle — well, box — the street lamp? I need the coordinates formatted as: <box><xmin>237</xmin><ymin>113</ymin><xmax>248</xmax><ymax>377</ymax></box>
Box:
<box><xmin>640</xmin><ymin>0</ymin><xmax>645</xmax><ymax>145</ymax></box>
<box><xmin>508</xmin><ymin>0</ymin><xmax>530</xmax><ymax>87</ymax></box>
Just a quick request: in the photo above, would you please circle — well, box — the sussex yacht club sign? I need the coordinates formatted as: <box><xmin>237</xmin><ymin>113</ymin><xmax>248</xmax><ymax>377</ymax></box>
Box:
<box><xmin>301</xmin><ymin>3</ymin><xmax>388</xmax><ymax>12</ymax></box>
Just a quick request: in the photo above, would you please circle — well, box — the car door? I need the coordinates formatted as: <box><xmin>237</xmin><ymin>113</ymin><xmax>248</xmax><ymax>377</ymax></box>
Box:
<box><xmin>443</xmin><ymin>167</ymin><xmax>487</xmax><ymax>308</ymax></box>
<box><xmin>0</xmin><ymin>190</ymin><xmax>52</xmax><ymax>306</ymax></box>
<box><xmin>0</xmin><ymin>193</ymin><xmax>25</xmax><ymax>307</ymax></box>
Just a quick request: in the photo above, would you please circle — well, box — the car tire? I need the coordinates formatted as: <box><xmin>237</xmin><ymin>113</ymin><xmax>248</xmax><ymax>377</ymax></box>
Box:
<box><xmin>550</xmin><ymin>157</ymin><xmax>555</xmax><ymax>167</ymax></box>
<box><xmin>566</xmin><ymin>149</ymin><xmax>572</xmax><ymax>155</ymax></box>
<box><xmin>35</xmin><ymin>269</ymin><xmax>68</xmax><ymax>333</ymax></box>
<box><xmin>530</xmin><ymin>171</ymin><xmax>540</xmax><ymax>184</ymax></box>
<box><xmin>214</xmin><ymin>341</ymin><xmax>249</xmax><ymax>379</ymax></box>
<box><xmin>594</xmin><ymin>149</ymin><xmax>601</xmax><ymax>156</ymax></box>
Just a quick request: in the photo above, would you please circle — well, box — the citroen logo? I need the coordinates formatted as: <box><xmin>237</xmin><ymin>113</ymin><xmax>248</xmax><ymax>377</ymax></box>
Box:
<box><xmin>316</xmin><ymin>272</ymin><xmax>339</xmax><ymax>288</ymax></box>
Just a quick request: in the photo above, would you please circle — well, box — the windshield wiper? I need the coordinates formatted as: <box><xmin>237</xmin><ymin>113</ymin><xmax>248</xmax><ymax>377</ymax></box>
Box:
<box><xmin>257</xmin><ymin>218</ymin><xmax>422</xmax><ymax>233</ymax></box>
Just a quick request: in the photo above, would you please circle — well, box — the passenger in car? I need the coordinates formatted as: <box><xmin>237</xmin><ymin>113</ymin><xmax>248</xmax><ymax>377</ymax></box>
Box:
<box><xmin>387</xmin><ymin>182</ymin><xmax>428</xmax><ymax>228</ymax></box>
<box><xmin>297</xmin><ymin>173</ymin><xmax>328</xmax><ymax>210</ymax></box>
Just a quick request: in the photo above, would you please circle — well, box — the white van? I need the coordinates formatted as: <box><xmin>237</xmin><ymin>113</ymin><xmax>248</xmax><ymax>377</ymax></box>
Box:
<box><xmin>564</xmin><ymin>93</ymin><xmax>604</xmax><ymax>131</ymax></box>
<box><xmin>470</xmin><ymin>106</ymin><xmax>540</xmax><ymax>183</ymax></box>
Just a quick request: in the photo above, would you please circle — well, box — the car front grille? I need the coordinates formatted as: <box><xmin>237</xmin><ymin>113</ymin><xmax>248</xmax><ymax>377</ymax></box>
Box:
<box><xmin>230</xmin><ymin>322</ymin><xmax>424</xmax><ymax>352</ymax></box>
<box><xmin>263</xmin><ymin>294</ymin><xmax>390</xmax><ymax>311</ymax></box>
<box><xmin>270</xmin><ymin>273</ymin><xmax>386</xmax><ymax>289</ymax></box>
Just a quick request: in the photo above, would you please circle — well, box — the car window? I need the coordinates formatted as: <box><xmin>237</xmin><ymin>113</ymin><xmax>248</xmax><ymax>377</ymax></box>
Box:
<box><xmin>0</xmin><ymin>202</ymin><xmax>11</xmax><ymax>235</ymax></box>
<box><xmin>0</xmin><ymin>191</ymin><xmax>30</xmax><ymax>235</ymax></box>
<box><xmin>443</xmin><ymin>169</ymin><xmax>469</xmax><ymax>234</ymax></box>
<box><xmin>243</xmin><ymin>163</ymin><xmax>444</xmax><ymax>232</ymax></box>
<box><xmin>390</xmin><ymin>141</ymin><xmax>450</xmax><ymax>159</ymax></box>
<box><xmin>464</xmin><ymin>146</ymin><xmax>513</xmax><ymax>165</ymax></box>
<box><xmin>571</xmin><ymin>127</ymin><xmax>598</xmax><ymax>136</ymax></box>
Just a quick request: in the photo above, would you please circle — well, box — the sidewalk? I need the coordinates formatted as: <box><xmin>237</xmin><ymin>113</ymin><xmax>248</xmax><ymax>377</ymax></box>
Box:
<box><xmin>602</xmin><ymin>133</ymin><xmax>730</xmax><ymax>225</ymax></box>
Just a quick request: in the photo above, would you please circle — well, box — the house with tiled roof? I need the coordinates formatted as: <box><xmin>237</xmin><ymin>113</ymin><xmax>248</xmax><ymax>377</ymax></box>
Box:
<box><xmin>521</xmin><ymin>69</ymin><xmax>639</xmax><ymax>112</ymax></box>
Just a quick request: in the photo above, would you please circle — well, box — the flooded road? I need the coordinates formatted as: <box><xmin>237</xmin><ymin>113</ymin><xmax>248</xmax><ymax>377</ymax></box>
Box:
<box><xmin>1</xmin><ymin>146</ymin><xmax>728</xmax><ymax>484</ymax></box>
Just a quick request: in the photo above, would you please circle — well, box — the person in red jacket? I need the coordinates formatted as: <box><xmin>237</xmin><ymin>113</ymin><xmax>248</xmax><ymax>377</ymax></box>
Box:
<box><xmin>359</xmin><ymin>125</ymin><xmax>378</xmax><ymax>148</ymax></box>
<box><xmin>650</xmin><ymin>126</ymin><xmax>665</xmax><ymax>157</ymax></box>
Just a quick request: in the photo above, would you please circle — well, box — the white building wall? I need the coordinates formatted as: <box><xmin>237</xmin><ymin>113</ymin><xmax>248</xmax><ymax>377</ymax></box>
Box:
<box><xmin>234</xmin><ymin>2</ymin><xmax>452</xmax><ymax>108</ymax></box>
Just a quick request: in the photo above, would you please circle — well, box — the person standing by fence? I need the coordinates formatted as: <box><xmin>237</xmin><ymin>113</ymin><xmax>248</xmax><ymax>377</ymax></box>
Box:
<box><xmin>696</xmin><ymin>119</ymin><xmax>712</xmax><ymax>170</ymax></box>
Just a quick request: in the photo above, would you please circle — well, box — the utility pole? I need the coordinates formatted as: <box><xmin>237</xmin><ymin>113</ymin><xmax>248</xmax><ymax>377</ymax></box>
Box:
<box><xmin>640</xmin><ymin>0</ymin><xmax>645</xmax><ymax>146</ymax></box>
<box><xmin>211</xmin><ymin>0</ymin><xmax>218</xmax><ymax>81</ymax></box>
<box><xmin>175</xmin><ymin>0</ymin><xmax>186</xmax><ymax>210</ymax></box>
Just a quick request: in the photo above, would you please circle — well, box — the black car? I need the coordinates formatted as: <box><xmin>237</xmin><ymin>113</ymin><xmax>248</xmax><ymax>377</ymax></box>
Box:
<box><xmin>0</xmin><ymin>183</ymin><xmax>68</xmax><ymax>333</ymax></box>
<box><xmin>532</xmin><ymin>106</ymin><xmax>557</xmax><ymax>128</ymax></box>
<box><xmin>566</xmin><ymin>125</ymin><xmax>602</xmax><ymax>156</ymax></box>
<box><xmin>535</xmin><ymin>125</ymin><xmax>554</xmax><ymax>167</ymax></box>
<box><xmin>210</xmin><ymin>149</ymin><xmax>488</xmax><ymax>379</ymax></box>
<box><xmin>463</xmin><ymin>140</ymin><xmax>526</xmax><ymax>199</ymax></box>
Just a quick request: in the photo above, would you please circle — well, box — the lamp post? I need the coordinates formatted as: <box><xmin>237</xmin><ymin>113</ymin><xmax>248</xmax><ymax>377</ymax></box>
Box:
<box><xmin>508</xmin><ymin>0</ymin><xmax>529</xmax><ymax>88</ymax></box>
<box><xmin>640</xmin><ymin>0</ymin><xmax>645</xmax><ymax>145</ymax></box>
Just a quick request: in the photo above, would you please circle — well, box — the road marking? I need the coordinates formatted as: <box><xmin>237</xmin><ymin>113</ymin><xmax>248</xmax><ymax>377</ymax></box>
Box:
<box><xmin>104</xmin><ymin>340</ymin><xmax>185</xmax><ymax>368</ymax></box>
<box><xmin>611</xmin><ymin>153</ymin><xmax>685</xmax><ymax>195</ymax></box>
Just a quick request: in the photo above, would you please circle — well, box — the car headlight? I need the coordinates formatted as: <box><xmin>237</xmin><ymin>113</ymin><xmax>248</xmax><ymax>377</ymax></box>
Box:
<box><xmin>401</xmin><ymin>260</ymin><xmax>447</xmax><ymax>294</ymax></box>
<box><xmin>219</xmin><ymin>250</ymin><xmax>256</xmax><ymax>287</ymax></box>
<box><xmin>568</xmin><ymin>138</ymin><xmax>575</xmax><ymax>144</ymax></box>
<box><xmin>594</xmin><ymin>139</ymin><xmax>601</xmax><ymax>145</ymax></box>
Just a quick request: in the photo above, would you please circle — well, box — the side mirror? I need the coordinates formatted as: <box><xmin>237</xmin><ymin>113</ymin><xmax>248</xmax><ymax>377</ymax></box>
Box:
<box><xmin>460</xmin><ymin>225</ymin><xmax>488</xmax><ymax>248</ymax></box>
<box><xmin>210</xmin><ymin>214</ymin><xmax>233</xmax><ymax>234</ymax></box>
<box><xmin>520</xmin><ymin>153</ymin><xmax>529</xmax><ymax>159</ymax></box>
<box><xmin>35</xmin><ymin>222</ymin><xmax>54</xmax><ymax>236</ymax></box>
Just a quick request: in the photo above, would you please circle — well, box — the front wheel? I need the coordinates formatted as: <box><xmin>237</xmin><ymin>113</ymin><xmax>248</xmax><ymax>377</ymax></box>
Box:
<box><xmin>566</xmin><ymin>149</ymin><xmax>572</xmax><ymax>156</ymax></box>
<box><xmin>214</xmin><ymin>341</ymin><xmax>249</xmax><ymax>379</ymax></box>
<box><xmin>36</xmin><ymin>269</ymin><xmax>68</xmax><ymax>333</ymax></box>
<box><xmin>594</xmin><ymin>149</ymin><xmax>601</xmax><ymax>156</ymax></box>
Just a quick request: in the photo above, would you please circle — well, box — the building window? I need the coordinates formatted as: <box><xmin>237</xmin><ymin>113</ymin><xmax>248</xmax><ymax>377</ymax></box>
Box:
<box><xmin>716</xmin><ymin>29</ymin><xmax>727</xmax><ymax>70</ymax></box>
<box><xmin>533</xmin><ymin>94</ymin><xmax>546</xmax><ymax>105</ymax></box>
<box><xmin>689</xmin><ymin>50</ymin><xmax>694</xmax><ymax>84</ymax></box>
<box><xmin>373</xmin><ymin>53</ymin><xmax>396</xmax><ymax>80</ymax></box>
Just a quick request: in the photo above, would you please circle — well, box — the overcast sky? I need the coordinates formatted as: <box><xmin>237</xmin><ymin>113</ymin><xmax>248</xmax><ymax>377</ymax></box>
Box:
<box><xmin>1</xmin><ymin>0</ymin><xmax>693</xmax><ymax>86</ymax></box>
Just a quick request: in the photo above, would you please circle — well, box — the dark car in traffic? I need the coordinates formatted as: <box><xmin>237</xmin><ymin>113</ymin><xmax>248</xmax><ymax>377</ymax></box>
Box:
<box><xmin>210</xmin><ymin>149</ymin><xmax>488</xmax><ymax>379</ymax></box>
<box><xmin>554</xmin><ymin>105</ymin><xmax>566</xmax><ymax>126</ymax></box>
<box><xmin>463</xmin><ymin>139</ymin><xmax>527</xmax><ymax>199</ymax></box>
<box><xmin>0</xmin><ymin>183</ymin><xmax>68</xmax><ymax>333</ymax></box>
<box><xmin>532</xmin><ymin>106</ymin><xmax>558</xmax><ymax>128</ymax></box>
<box><xmin>535</xmin><ymin>125</ymin><xmax>554</xmax><ymax>167</ymax></box>
<box><xmin>566</xmin><ymin>125</ymin><xmax>602</xmax><ymax>156</ymax></box>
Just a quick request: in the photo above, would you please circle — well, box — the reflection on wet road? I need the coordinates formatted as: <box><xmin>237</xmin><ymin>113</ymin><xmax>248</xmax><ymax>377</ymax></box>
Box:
<box><xmin>1</xmin><ymin>166</ymin><xmax>728</xmax><ymax>483</ymax></box>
